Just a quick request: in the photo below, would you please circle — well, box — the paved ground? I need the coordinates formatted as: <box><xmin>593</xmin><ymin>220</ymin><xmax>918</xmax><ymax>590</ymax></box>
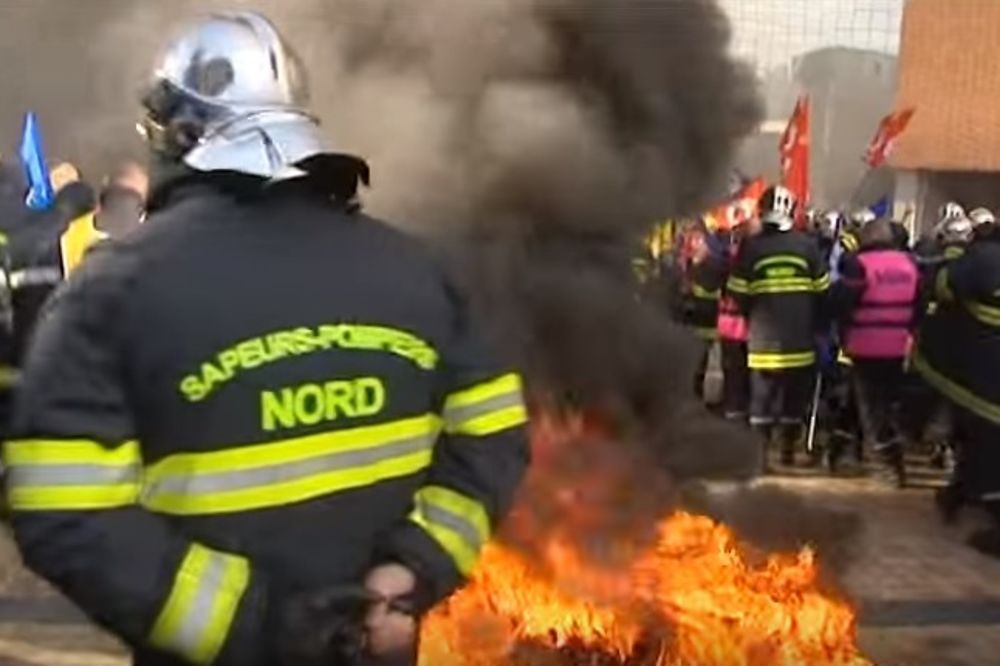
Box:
<box><xmin>0</xmin><ymin>457</ymin><xmax>998</xmax><ymax>665</ymax></box>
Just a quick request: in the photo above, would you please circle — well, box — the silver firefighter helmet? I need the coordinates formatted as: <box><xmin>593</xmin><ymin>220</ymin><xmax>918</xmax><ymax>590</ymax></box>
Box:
<box><xmin>969</xmin><ymin>207</ymin><xmax>996</xmax><ymax>227</ymax></box>
<box><xmin>139</xmin><ymin>12</ymin><xmax>324</xmax><ymax>179</ymax></box>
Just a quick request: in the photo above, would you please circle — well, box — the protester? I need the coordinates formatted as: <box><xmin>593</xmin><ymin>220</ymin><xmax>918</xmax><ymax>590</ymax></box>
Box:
<box><xmin>728</xmin><ymin>186</ymin><xmax>829</xmax><ymax>469</ymax></box>
<box><xmin>96</xmin><ymin>161</ymin><xmax>148</xmax><ymax>236</ymax></box>
<box><xmin>833</xmin><ymin>219</ymin><xmax>921</xmax><ymax>487</ymax></box>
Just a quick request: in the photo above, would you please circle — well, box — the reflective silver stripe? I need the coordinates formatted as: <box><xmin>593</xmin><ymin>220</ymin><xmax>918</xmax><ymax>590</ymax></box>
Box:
<box><xmin>172</xmin><ymin>553</ymin><xmax>227</xmax><ymax>656</ymax></box>
<box><xmin>10</xmin><ymin>267</ymin><xmax>63</xmax><ymax>289</ymax></box>
<box><xmin>7</xmin><ymin>463</ymin><xmax>141</xmax><ymax>488</ymax></box>
<box><xmin>443</xmin><ymin>391</ymin><xmax>523</xmax><ymax>431</ymax></box>
<box><xmin>142</xmin><ymin>432</ymin><xmax>434</xmax><ymax>500</ymax></box>
<box><xmin>417</xmin><ymin>501</ymin><xmax>485</xmax><ymax>552</ymax></box>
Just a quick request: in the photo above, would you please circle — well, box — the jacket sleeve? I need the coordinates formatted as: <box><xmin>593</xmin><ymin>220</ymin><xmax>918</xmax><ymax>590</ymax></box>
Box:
<box><xmin>3</xmin><ymin>247</ymin><xmax>271</xmax><ymax>666</ymax></box>
<box><xmin>830</xmin><ymin>252</ymin><xmax>866</xmax><ymax>325</ymax></box>
<box><xmin>379</xmin><ymin>277</ymin><xmax>530</xmax><ymax>608</ymax></box>
<box><xmin>726</xmin><ymin>244</ymin><xmax>754</xmax><ymax>314</ymax></box>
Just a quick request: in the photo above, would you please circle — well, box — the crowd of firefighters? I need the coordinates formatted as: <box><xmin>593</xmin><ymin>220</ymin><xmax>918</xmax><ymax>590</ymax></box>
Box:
<box><xmin>667</xmin><ymin>185</ymin><xmax>1000</xmax><ymax>558</ymax></box>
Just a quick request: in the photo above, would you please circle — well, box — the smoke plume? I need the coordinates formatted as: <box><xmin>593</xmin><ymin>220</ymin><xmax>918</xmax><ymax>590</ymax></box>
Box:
<box><xmin>1</xmin><ymin>1</ymin><xmax>762</xmax><ymax>475</ymax></box>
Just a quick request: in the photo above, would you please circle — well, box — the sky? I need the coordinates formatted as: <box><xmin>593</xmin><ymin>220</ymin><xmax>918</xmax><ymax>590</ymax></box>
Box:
<box><xmin>718</xmin><ymin>0</ymin><xmax>905</xmax><ymax>71</ymax></box>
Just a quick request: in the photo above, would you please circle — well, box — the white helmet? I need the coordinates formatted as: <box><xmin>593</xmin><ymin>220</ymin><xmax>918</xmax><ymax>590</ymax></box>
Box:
<box><xmin>820</xmin><ymin>211</ymin><xmax>842</xmax><ymax>238</ymax></box>
<box><xmin>939</xmin><ymin>201</ymin><xmax>967</xmax><ymax>224</ymax></box>
<box><xmin>969</xmin><ymin>207</ymin><xmax>996</xmax><ymax>227</ymax></box>
<box><xmin>940</xmin><ymin>217</ymin><xmax>974</xmax><ymax>244</ymax></box>
<box><xmin>139</xmin><ymin>12</ymin><xmax>324</xmax><ymax>179</ymax></box>
<box><xmin>850</xmin><ymin>208</ymin><xmax>877</xmax><ymax>227</ymax></box>
<box><xmin>761</xmin><ymin>209</ymin><xmax>794</xmax><ymax>232</ymax></box>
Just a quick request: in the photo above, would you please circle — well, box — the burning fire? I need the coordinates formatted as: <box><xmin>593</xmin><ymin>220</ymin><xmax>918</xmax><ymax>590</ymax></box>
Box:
<box><xmin>419</xmin><ymin>417</ymin><xmax>872</xmax><ymax>665</ymax></box>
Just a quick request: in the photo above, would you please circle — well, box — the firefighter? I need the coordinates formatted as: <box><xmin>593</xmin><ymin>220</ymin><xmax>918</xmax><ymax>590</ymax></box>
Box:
<box><xmin>710</xmin><ymin>212</ymin><xmax>759</xmax><ymax>423</ymax></box>
<box><xmin>833</xmin><ymin>220</ymin><xmax>920</xmax><ymax>487</ymax></box>
<box><xmin>3</xmin><ymin>13</ymin><xmax>529</xmax><ymax>666</ymax></box>
<box><xmin>905</xmin><ymin>209</ymin><xmax>974</xmax><ymax>469</ymax></box>
<box><xmin>728</xmin><ymin>186</ymin><xmax>829</xmax><ymax>469</ymax></box>
<box><xmin>969</xmin><ymin>207</ymin><xmax>996</xmax><ymax>242</ymax></box>
<box><xmin>684</xmin><ymin>223</ymin><xmax>722</xmax><ymax>402</ymax></box>
<box><xmin>838</xmin><ymin>208</ymin><xmax>874</xmax><ymax>257</ymax></box>
<box><xmin>913</xmin><ymin>219</ymin><xmax>1000</xmax><ymax>556</ymax></box>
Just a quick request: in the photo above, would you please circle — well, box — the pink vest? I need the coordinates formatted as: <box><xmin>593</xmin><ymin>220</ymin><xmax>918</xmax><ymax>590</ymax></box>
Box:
<box><xmin>717</xmin><ymin>246</ymin><xmax>748</xmax><ymax>341</ymax></box>
<box><xmin>845</xmin><ymin>250</ymin><xmax>919</xmax><ymax>359</ymax></box>
<box><xmin>717</xmin><ymin>294</ymin><xmax>748</xmax><ymax>341</ymax></box>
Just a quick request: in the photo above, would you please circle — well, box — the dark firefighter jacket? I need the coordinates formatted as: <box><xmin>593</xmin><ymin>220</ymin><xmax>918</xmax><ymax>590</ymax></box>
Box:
<box><xmin>914</xmin><ymin>238</ymin><xmax>967</xmax><ymax>316</ymax></box>
<box><xmin>684</xmin><ymin>257</ymin><xmax>721</xmax><ymax>341</ymax></box>
<box><xmin>727</xmin><ymin>228</ymin><xmax>829</xmax><ymax>370</ymax></box>
<box><xmin>3</xmin><ymin>170</ymin><xmax>530</xmax><ymax>666</ymax></box>
<box><xmin>914</xmin><ymin>235</ymin><xmax>1000</xmax><ymax>426</ymax></box>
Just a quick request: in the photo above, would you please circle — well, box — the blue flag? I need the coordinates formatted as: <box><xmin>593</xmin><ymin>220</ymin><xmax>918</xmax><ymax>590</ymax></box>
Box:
<box><xmin>19</xmin><ymin>112</ymin><xmax>54</xmax><ymax>211</ymax></box>
<box><xmin>871</xmin><ymin>196</ymin><xmax>892</xmax><ymax>220</ymax></box>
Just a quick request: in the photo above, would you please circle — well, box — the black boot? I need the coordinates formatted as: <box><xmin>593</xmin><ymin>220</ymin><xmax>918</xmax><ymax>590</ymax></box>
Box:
<box><xmin>780</xmin><ymin>423</ymin><xmax>801</xmax><ymax>468</ymax></box>
<box><xmin>755</xmin><ymin>424</ymin><xmax>774</xmax><ymax>475</ymax></box>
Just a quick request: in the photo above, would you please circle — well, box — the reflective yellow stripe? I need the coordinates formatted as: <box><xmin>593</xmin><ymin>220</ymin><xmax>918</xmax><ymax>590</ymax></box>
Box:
<box><xmin>691</xmin><ymin>284</ymin><xmax>720</xmax><ymax>301</ymax></box>
<box><xmin>754</xmin><ymin>255</ymin><xmax>810</xmax><ymax>272</ymax></box>
<box><xmin>841</xmin><ymin>234</ymin><xmax>859</xmax><ymax>252</ymax></box>
<box><xmin>750</xmin><ymin>278</ymin><xmax>816</xmax><ymax>295</ymax></box>
<box><xmin>813</xmin><ymin>272</ymin><xmax>831</xmax><ymax>292</ymax></box>
<box><xmin>837</xmin><ymin>349</ymin><xmax>854</xmax><ymax>367</ymax></box>
<box><xmin>443</xmin><ymin>374</ymin><xmax>527</xmax><ymax>437</ymax></box>
<box><xmin>409</xmin><ymin>485</ymin><xmax>490</xmax><ymax>576</ymax></box>
<box><xmin>3</xmin><ymin>440</ymin><xmax>142</xmax><ymax>511</ymax></box>
<box><xmin>913</xmin><ymin>351</ymin><xmax>1000</xmax><ymax>425</ymax></box>
<box><xmin>4</xmin><ymin>439</ymin><xmax>140</xmax><ymax>466</ymax></box>
<box><xmin>935</xmin><ymin>267</ymin><xmax>954</xmax><ymax>304</ymax></box>
<box><xmin>944</xmin><ymin>246</ymin><xmax>965</xmax><ymax>260</ymax></box>
<box><xmin>0</xmin><ymin>366</ymin><xmax>19</xmax><ymax>389</ymax></box>
<box><xmin>142</xmin><ymin>414</ymin><xmax>440</xmax><ymax>516</ymax></box>
<box><xmin>967</xmin><ymin>302</ymin><xmax>1000</xmax><ymax>328</ymax></box>
<box><xmin>748</xmin><ymin>351</ymin><xmax>816</xmax><ymax>370</ymax></box>
<box><xmin>150</xmin><ymin>544</ymin><xmax>250</xmax><ymax>665</ymax></box>
<box><xmin>726</xmin><ymin>277</ymin><xmax>750</xmax><ymax>294</ymax></box>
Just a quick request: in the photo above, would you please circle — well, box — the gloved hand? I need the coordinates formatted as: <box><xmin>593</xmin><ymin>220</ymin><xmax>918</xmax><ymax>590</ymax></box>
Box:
<box><xmin>277</xmin><ymin>585</ymin><xmax>379</xmax><ymax>666</ymax></box>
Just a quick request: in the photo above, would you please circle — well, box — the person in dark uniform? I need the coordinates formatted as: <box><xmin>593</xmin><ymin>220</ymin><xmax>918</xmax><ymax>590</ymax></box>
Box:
<box><xmin>3</xmin><ymin>13</ymin><xmax>529</xmax><ymax>666</ymax></box>
<box><xmin>909</xmin><ymin>208</ymin><xmax>974</xmax><ymax>467</ymax></box>
<box><xmin>915</xmin><ymin>216</ymin><xmax>1000</xmax><ymax>557</ymax></box>
<box><xmin>684</xmin><ymin>225</ymin><xmax>722</xmax><ymax>403</ymax></box>
<box><xmin>727</xmin><ymin>186</ymin><xmax>829</xmax><ymax>469</ymax></box>
<box><xmin>704</xmin><ymin>215</ymin><xmax>759</xmax><ymax>423</ymax></box>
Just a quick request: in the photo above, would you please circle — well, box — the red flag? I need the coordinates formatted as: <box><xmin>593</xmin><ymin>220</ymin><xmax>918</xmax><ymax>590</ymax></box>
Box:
<box><xmin>780</xmin><ymin>97</ymin><xmax>810</xmax><ymax>216</ymax></box>
<box><xmin>865</xmin><ymin>108</ymin><xmax>916</xmax><ymax>168</ymax></box>
<box><xmin>705</xmin><ymin>177</ymin><xmax>767</xmax><ymax>231</ymax></box>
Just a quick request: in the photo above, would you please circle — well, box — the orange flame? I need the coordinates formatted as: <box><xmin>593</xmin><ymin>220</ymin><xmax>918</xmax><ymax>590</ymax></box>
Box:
<box><xmin>420</xmin><ymin>512</ymin><xmax>870</xmax><ymax>665</ymax></box>
<box><xmin>419</xmin><ymin>416</ymin><xmax>871</xmax><ymax>665</ymax></box>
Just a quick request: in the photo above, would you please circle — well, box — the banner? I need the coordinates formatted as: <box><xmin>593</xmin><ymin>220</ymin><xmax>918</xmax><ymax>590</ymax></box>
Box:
<box><xmin>864</xmin><ymin>109</ymin><xmax>916</xmax><ymax>168</ymax></box>
<box><xmin>780</xmin><ymin>96</ymin><xmax>810</xmax><ymax>215</ymax></box>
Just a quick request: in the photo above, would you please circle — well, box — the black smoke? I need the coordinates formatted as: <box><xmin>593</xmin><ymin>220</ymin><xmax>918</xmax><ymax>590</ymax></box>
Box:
<box><xmin>1</xmin><ymin>0</ymin><xmax>762</xmax><ymax>476</ymax></box>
